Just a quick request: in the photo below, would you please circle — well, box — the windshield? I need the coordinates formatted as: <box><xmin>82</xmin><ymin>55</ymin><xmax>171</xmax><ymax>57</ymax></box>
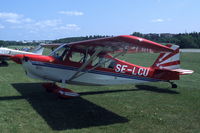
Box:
<box><xmin>49</xmin><ymin>44</ymin><xmax>70</xmax><ymax>60</ymax></box>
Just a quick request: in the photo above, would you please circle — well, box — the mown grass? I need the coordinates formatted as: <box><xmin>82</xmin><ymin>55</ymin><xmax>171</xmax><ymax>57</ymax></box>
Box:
<box><xmin>0</xmin><ymin>52</ymin><xmax>199</xmax><ymax>133</ymax></box>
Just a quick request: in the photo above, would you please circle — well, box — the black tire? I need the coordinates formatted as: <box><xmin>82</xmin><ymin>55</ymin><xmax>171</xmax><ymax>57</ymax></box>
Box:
<box><xmin>172</xmin><ymin>84</ymin><xmax>178</xmax><ymax>88</ymax></box>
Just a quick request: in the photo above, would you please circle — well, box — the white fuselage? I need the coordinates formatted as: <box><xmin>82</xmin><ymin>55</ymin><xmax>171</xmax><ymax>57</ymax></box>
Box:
<box><xmin>22</xmin><ymin>60</ymin><xmax>159</xmax><ymax>86</ymax></box>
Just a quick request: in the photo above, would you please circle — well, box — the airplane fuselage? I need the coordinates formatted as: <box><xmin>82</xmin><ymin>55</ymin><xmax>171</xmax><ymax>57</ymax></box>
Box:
<box><xmin>20</xmin><ymin>56</ymin><xmax>160</xmax><ymax>86</ymax></box>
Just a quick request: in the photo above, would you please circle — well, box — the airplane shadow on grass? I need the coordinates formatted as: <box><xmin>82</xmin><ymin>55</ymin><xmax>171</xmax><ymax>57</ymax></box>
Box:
<box><xmin>79</xmin><ymin>85</ymin><xmax>179</xmax><ymax>96</ymax></box>
<box><xmin>1</xmin><ymin>83</ymin><xmax>179</xmax><ymax>130</ymax></box>
<box><xmin>9</xmin><ymin>83</ymin><xmax>128</xmax><ymax>130</ymax></box>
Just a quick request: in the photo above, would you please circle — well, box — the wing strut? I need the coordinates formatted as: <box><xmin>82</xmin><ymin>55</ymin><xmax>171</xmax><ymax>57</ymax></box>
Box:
<box><xmin>68</xmin><ymin>47</ymin><xmax>103</xmax><ymax>81</ymax></box>
<box><xmin>68</xmin><ymin>47</ymin><xmax>127</xmax><ymax>82</ymax></box>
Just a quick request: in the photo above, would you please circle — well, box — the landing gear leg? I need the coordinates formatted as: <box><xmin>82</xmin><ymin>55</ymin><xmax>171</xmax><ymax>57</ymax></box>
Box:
<box><xmin>168</xmin><ymin>81</ymin><xmax>178</xmax><ymax>88</ymax></box>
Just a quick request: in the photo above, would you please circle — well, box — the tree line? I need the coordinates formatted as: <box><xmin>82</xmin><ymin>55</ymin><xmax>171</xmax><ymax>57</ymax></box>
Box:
<box><xmin>53</xmin><ymin>32</ymin><xmax>200</xmax><ymax>48</ymax></box>
<box><xmin>0</xmin><ymin>40</ymin><xmax>38</xmax><ymax>47</ymax></box>
<box><xmin>1</xmin><ymin>32</ymin><xmax>200</xmax><ymax>48</ymax></box>
<box><xmin>131</xmin><ymin>32</ymin><xmax>200</xmax><ymax>48</ymax></box>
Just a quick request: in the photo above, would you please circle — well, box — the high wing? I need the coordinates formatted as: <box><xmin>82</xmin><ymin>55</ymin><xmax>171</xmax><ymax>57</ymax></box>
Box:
<box><xmin>68</xmin><ymin>35</ymin><xmax>173</xmax><ymax>54</ymax></box>
<box><xmin>42</xmin><ymin>35</ymin><xmax>174</xmax><ymax>54</ymax></box>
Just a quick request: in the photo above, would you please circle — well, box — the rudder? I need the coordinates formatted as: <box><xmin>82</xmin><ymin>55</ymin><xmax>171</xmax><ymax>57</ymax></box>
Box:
<box><xmin>152</xmin><ymin>44</ymin><xmax>180</xmax><ymax>70</ymax></box>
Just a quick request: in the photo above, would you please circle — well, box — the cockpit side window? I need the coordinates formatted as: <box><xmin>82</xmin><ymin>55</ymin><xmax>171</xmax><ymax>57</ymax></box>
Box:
<box><xmin>92</xmin><ymin>55</ymin><xmax>116</xmax><ymax>69</ymax></box>
<box><xmin>69</xmin><ymin>52</ymin><xmax>84</xmax><ymax>63</ymax></box>
<box><xmin>69</xmin><ymin>51</ymin><xmax>90</xmax><ymax>63</ymax></box>
<box><xmin>106</xmin><ymin>59</ymin><xmax>116</xmax><ymax>69</ymax></box>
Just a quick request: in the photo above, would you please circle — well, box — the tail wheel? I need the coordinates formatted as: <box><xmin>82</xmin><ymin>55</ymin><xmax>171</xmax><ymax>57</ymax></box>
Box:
<box><xmin>168</xmin><ymin>81</ymin><xmax>178</xmax><ymax>88</ymax></box>
<box><xmin>172</xmin><ymin>83</ymin><xmax>177</xmax><ymax>88</ymax></box>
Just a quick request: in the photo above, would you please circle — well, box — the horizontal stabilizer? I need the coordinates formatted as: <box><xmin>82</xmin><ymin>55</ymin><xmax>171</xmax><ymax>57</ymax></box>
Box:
<box><xmin>172</xmin><ymin>69</ymin><xmax>194</xmax><ymax>75</ymax></box>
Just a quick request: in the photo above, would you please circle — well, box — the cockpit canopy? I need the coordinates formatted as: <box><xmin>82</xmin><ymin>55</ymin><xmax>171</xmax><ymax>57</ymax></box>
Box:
<box><xmin>49</xmin><ymin>44</ymin><xmax>116</xmax><ymax>69</ymax></box>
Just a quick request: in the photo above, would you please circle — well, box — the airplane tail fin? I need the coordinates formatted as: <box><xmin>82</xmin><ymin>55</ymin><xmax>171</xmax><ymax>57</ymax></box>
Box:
<box><xmin>152</xmin><ymin>44</ymin><xmax>180</xmax><ymax>70</ymax></box>
<box><xmin>31</xmin><ymin>45</ymin><xmax>44</xmax><ymax>55</ymax></box>
<box><xmin>152</xmin><ymin>44</ymin><xmax>194</xmax><ymax>75</ymax></box>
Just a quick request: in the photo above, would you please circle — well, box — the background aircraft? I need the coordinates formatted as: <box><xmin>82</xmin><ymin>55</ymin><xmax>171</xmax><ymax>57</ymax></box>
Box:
<box><xmin>0</xmin><ymin>45</ymin><xmax>44</xmax><ymax>66</ymax></box>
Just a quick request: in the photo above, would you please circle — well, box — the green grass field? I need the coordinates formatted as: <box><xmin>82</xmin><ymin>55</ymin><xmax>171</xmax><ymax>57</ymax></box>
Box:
<box><xmin>0</xmin><ymin>52</ymin><xmax>199</xmax><ymax>133</ymax></box>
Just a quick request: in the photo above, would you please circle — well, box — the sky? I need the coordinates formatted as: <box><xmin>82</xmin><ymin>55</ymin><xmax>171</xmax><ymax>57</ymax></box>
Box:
<box><xmin>0</xmin><ymin>0</ymin><xmax>199</xmax><ymax>40</ymax></box>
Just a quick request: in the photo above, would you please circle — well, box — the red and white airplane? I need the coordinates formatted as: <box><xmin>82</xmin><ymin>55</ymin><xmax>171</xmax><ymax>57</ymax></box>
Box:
<box><xmin>11</xmin><ymin>35</ymin><xmax>193</xmax><ymax>98</ymax></box>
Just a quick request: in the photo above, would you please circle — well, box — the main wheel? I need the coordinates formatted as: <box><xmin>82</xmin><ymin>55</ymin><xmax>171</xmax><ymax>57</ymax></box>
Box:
<box><xmin>172</xmin><ymin>84</ymin><xmax>178</xmax><ymax>88</ymax></box>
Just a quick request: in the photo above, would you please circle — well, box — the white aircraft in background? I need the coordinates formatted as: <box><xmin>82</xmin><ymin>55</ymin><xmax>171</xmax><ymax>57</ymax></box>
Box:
<box><xmin>0</xmin><ymin>45</ymin><xmax>44</xmax><ymax>66</ymax></box>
